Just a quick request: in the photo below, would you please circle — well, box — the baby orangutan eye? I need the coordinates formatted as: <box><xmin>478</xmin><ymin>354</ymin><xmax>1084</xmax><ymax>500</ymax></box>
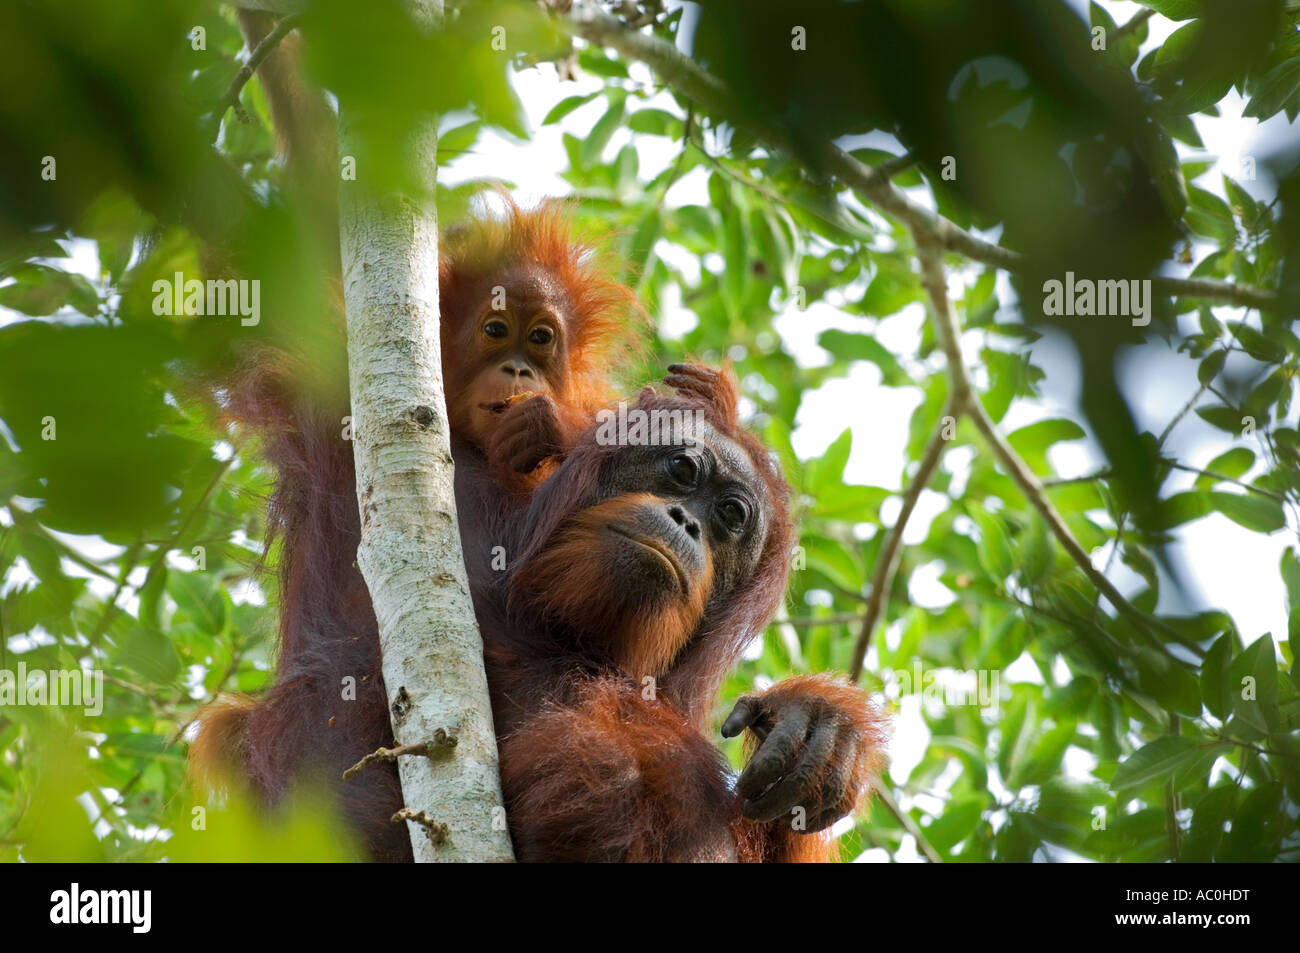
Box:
<box><xmin>528</xmin><ymin>325</ymin><xmax>555</xmax><ymax>346</ymax></box>
<box><xmin>484</xmin><ymin>319</ymin><xmax>509</xmax><ymax>339</ymax></box>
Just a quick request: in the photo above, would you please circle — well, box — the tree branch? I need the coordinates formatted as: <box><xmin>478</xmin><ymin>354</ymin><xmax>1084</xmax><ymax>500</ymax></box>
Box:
<box><xmin>848</xmin><ymin>394</ymin><xmax>959</xmax><ymax>682</ymax></box>
<box><xmin>342</xmin><ymin>731</ymin><xmax>458</xmax><ymax>781</ymax></box>
<box><xmin>337</xmin><ymin>0</ymin><xmax>513</xmax><ymax>863</ymax></box>
<box><xmin>212</xmin><ymin>12</ymin><xmax>305</xmax><ymax>134</ymax></box>
<box><xmin>564</xmin><ymin>3</ymin><xmax>1280</xmax><ymax>312</ymax></box>
<box><xmin>870</xmin><ymin>779</ymin><xmax>943</xmax><ymax>863</ymax></box>
<box><xmin>914</xmin><ymin>232</ymin><xmax>1201</xmax><ymax>653</ymax></box>
<box><xmin>1114</xmin><ymin>7</ymin><xmax>1155</xmax><ymax>41</ymax></box>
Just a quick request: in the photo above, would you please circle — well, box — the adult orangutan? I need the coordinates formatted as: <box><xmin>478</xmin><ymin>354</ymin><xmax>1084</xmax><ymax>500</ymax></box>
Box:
<box><xmin>476</xmin><ymin>365</ymin><xmax>888</xmax><ymax>861</ymax></box>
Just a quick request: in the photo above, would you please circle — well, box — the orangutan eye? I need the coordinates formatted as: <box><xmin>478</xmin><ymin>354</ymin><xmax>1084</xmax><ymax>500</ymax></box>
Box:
<box><xmin>528</xmin><ymin>325</ymin><xmax>555</xmax><ymax>346</ymax></box>
<box><xmin>717</xmin><ymin>496</ymin><xmax>750</xmax><ymax>533</ymax></box>
<box><xmin>484</xmin><ymin>319</ymin><xmax>509</xmax><ymax>339</ymax></box>
<box><xmin>666</xmin><ymin>452</ymin><xmax>700</xmax><ymax>488</ymax></box>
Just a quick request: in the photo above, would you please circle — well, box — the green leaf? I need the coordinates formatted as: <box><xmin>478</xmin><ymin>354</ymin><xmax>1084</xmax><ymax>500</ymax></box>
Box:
<box><xmin>1154</xmin><ymin>490</ymin><xmax>1211</xmax><ymax>529</ymax></box>
<box><xmin>626</xmin><ymin>108</ymin><xmax>681</xmax><ymax>137</ymax></box>
<box><xmin>1135</xmin><ymin>647</ymin><xmax>1202</xmax><ymax>716</ymax></box>
<box><xmin>1018</xmin><ymin>514</ymin><xmax>1053</xmax><ymax>586</ymax></box>
<box><xmin>1281</xmin><ymin>548</ymin><xmax>1300</xmax><ymax>611</ymax></box>
<box><xmin>110</xmin><ymin>625</ymin><xmax>181</xmax><ymax>685</ymax></box>
<box><xmin>970</xmin><ymin>505</ymin><xmax>1014</xmax><ymax>581</ymax></box>
<box><xmin>1139</xmin><ymin>0</ymin><xmax>1201</xmax><ymax>21</ymax></box>
<box><xmin>1200</xmin><ymin>632</ymin><xmax>1233</xmax><ymax>720</ymax></box>
<box><xmin>1227</xmin><ymin>320</ymin><xmax>1286</xmax><ymax>363</ymax></box>
<box><xmin>799</xmin><ymin>533</ymin><xmax>864</xmax><ymax>593</ymax></box>
<box><xmin>1006</xmin><ymin>418</ymin><xmax>1085</xmax><ymax>474</ymax></box>
<box><xmin>542</xmin><ymin>92</ymin><xmax>598</xmax><ymax>125</ymax></box>
<box><xmin>579</xmin><ymin>89</ymin><xmax>627</xmax><ymax>167</ymax></box>
<box><xmin>1193</xmin><ymin>405</ymin><xmax>1246</xmax><ymax>433</ymax></box>
<box><xmin>1195</xmin><ymin>447</ymin><xmax>1254</xmax><ymax>486</ymax></box>
<box><xmin>980</xmin><ymin>349</ymin><xmax>1029</xmax><ymax>423</ymax></box>
<box><xmin>1197</xmin><ymin>349</ymin><xmax>1226</xmax><ymax>384</ymax></box>
<box><xmin>720</xmin><ymin>196</ymin><xmax>747</xmax><ymax>315</ymax></box>
<box><xmin>167</xmin><ymin>571</ymin><xmax>228</xmax><ymax>636</ymax></box>
<box><xmin>807</xmin><ymin>428</ymin><xmax>852</xmax><ymax>491</ymax></box>
<box><xmin>811</xmin><ymin>483</ymin><xmax>891</xmax><ymax>522</ymax></box>
<box><xmin>1207</xmin><ymin>491</ymin><xmax>1285</xmax><ymax>533</ymax></box>
<box><xmin>1229</xmin><ymin>636</ymin><xmax>1278</xmax><ymax>732</ymax></box>
<box><xmin>997</xmin><ymin>693</ymin><xmax>1033</xmax><ymax>784</ymax></box>
<box><xmin>1217</xmin><ymin>781</ymin><xmax>1284</xmax><ymax>861</ymax></box>
<box><xmin>1154</xmin><ymin>22</ymin><xmax>1236</xmax><ymax>113</ymax></box>
<box><xmin>1243</xmin><ymin>57</ymin><xmax>1300</xmax><ymax>122</ymax></box>
<box><xmin>437</xmin><ymin>119</ymin><xmax>482</xmax><ymax>158</ymax></box>
<box><xmin>0</xmin><ymin>264</ymin><xmax>98</xmax><ymax>317</ymax></box>
<box><xmin>1111</xmin><ymin>735</ymin><xmax>1196</xmax><ymax>792</ymax></box>
<box><xmin>1182</xmin><ymin>784</ymin><xmax>1236</xmax><ymax>861</ymax></box>
<box><xmin>818</xmin><ymin>330</ymin><xmax>908</xmax><ymax>386</ymax></box>
<box><xmin>1184</xmin><ymin>186</ymin><xmax>1235</xmax><ymax>244</ymax></box>
<box><xmin>1009</xmin><ymin>721</ymin><xmax>1075</xmax><ymax>788</ymax></box>
<box><xmin>924</xmin><ymin>794</ymin><xmax>987</xmax><ymax>853</ymax></box>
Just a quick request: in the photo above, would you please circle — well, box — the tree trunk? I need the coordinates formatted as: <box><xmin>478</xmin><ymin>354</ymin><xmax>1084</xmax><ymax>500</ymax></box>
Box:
<box><xmin>336</xmin><ymin>0</ymin><xmax>514</xmax><ymax>863</ymax></box>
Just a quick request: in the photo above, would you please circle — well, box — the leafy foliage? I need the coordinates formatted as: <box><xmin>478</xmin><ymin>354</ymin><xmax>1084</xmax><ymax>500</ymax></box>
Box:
<box><xmin>1</xmin><ymin>0</ymin><xmax>1297</xmax><ymax>862</ymax></box>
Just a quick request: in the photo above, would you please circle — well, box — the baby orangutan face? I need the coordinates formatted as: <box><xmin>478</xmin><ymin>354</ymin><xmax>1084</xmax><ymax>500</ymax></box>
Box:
<box><xmin>451</xmin><ymin>267</ymin><xmax>574</xmax><ymax>449</ymax></box>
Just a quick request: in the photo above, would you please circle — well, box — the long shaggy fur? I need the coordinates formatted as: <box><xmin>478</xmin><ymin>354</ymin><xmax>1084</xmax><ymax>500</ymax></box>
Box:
<box><xmin>439</xmin><ymin>192</ymin><xmax>649</xmax><ymax>421</ymax></box>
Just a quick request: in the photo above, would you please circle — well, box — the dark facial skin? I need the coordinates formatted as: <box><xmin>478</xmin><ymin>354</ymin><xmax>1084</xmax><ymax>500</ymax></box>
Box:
<box><xmin>597</xmin><ymin>423</ymin><xmax>768</xmax><ymax>612</ymax></box>
<box><xmin>513</xmin><ymin>417</ymin><xmax>772</xmax><ymax>680</ymax></box>
<box><xmin>459</xmin><ymin>266</ymin><xmax>573</xmax><ymax>446</ymax></box>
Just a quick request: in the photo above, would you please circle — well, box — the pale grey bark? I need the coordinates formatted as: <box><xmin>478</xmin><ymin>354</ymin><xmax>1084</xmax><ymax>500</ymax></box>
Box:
<box><xmin>336</xmin><ymin>0</ymin><xmax>514</xmax><ymax>863</ymax></box>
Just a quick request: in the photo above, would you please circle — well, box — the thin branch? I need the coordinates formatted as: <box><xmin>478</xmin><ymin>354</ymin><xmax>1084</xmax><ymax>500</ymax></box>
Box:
<box><xmin>86</xmin><ymin>540</ymin><xmax>142</xmax><ymax>648</ymax></box>
<box><xmin>343</xmin><ymin>731</ymin><xmax>458</xmax><ymax>781</ymax></box>
<box><xmin>1042</xmin><ymin>470</ymin><xmax>1111</xmax><ymax>488</ymax></box>
<box><xmin>391</xmin><ymin>808</ymin><xmax>449</xmax><ymax>847</ymax></box>
<box><xmin>564</xmin><ymin>3</ymin><xmax>1281</xmax><ymax>312</ymax></box>
<box><xmin>870</xmin><ymin>779</ymin><xmax>943</xmax><ymax>864</ymax></box>
<box><xmin>785</xmin><ymin>613</ymin><xmax>868</xmax><ymax>628</ymax></box>
<box><xmin>211</xmin><ymin>12</ymin><xmax>305</xmax><ymax>134</ymax></box>
<box><xmin>1114</xmin><ymin>7</ymin><xmax>1155</xmax><ymax>41</ymax></box>
<box><xmin>1165</xmin><ymin>712</ymin><xmax>1182</xmax><ymax>860</ymax></box>
<box><xmin>915</xmin><ymin>232</ymin><xmax>1203</xmax><ymax>655</ymax></box>
<box><xmin>848</xmin><ymin>394</ymin><xmax>959</xmax><ymax>682</ymax></box>
<box><xmin>1043</xmin><ymin>462</ymin><xmax>1286</xmax><ymax>503</ymax></box>
<box><xmin>1168</xmin><ymin>462</ymin><xmax>1287</xmax><ymax>502</ymax></box>
<box><xmin>873</xmin><ymin>151</ymin><xmax>919</xmax><ymax>182</ymax></box>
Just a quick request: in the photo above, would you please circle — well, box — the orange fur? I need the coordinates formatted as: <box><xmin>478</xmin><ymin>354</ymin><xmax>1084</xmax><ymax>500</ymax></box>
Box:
<box><xmin>499</xmin><ymin>679</ymin><xmax>740</xmax><ymax>862</ymax></box>
<box><xmin>513</xmin><ymin>494</ymin><xmax>713</xmax><ymax>679</ymax></box>
<box><xmin>439</xmin><ymin>194</ymin><xmax>648</xmax><ymax>428</ymax></box>
<box><xmin>188</xmin><ymin>695</ymin><xmax>256</xmax><ymax>792</ymax></box>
